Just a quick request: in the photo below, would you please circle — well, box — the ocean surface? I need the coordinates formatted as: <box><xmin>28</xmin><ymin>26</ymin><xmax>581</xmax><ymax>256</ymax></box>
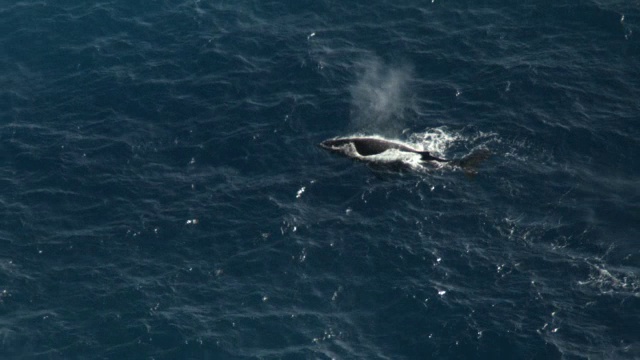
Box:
<box><xmin>1</xmin><ymin>0</ymin><xmax>639</xmax><ymax>359</ymax></box>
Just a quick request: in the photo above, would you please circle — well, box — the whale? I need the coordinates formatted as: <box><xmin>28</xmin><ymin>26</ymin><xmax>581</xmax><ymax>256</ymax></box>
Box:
<box><xmin>319</xmin><ymin>136</ymin><xmax>490</xmax><ymax>174</ymax></box>
<box><xmin>320</xmin><ymin>137</ymin><xmax>448</xmax><ymax>162</ymax></box>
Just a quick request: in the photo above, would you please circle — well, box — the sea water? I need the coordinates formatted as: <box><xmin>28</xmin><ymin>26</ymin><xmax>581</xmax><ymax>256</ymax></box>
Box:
<box><xmin>1</xmin><ymin>1</ymin><xmax>639</xmax><ymax>358</ymax></box>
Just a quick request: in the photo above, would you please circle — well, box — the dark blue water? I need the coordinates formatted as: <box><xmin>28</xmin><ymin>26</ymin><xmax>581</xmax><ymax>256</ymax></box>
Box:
<box><xmin>1</xmin><ymin>1</ymin><xmax>639</xmax><ymax>359</ymax></box>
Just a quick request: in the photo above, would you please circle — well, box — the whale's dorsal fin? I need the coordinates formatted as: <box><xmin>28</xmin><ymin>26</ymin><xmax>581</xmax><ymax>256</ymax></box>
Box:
<box><xmin>417</xmin><ymin>151</ymin><xmax>449</xmax><ymax>163</ymax></box>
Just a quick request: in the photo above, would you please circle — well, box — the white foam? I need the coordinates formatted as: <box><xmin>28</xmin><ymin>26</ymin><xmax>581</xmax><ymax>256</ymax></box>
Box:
<box><xmin>408</xmin><ymin>128</ymin><xmax>461</xmax><ymax>155</ymax></box>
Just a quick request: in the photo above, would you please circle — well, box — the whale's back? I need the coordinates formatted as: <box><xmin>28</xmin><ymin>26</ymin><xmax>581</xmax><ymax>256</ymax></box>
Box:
<box><xmin>346</xmin><ymin>138</ymin><xmax>417</xmax><ymax>156</ymax></box>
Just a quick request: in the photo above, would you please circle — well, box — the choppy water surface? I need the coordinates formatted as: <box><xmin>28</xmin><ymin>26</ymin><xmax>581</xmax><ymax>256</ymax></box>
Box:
<box><xmin>1</xmin><ymin>1</ymin><xmax>639</xmax><ymax>358</ymax></box>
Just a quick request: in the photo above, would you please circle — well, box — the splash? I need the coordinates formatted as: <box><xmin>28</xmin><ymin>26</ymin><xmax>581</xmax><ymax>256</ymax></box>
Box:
<box><xmin>408</xmin><ymin>128</ymin><xmax>462</xmax><ymax>156</ymax></box>
<box><xmin>349</xmin><ymin>58</ymin><xmax>414</xmax><ymax>135</ymax></box>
